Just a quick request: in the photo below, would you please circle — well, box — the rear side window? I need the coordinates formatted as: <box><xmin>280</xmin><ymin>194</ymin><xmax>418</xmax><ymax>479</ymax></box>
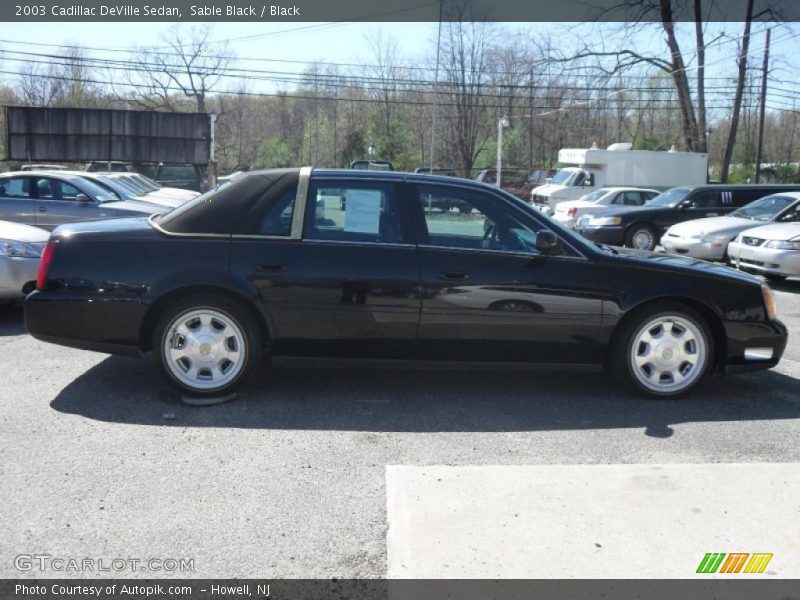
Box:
<box><xmin>305</xmin><ymin>180</ymin><xmax>405</xmax><ymax>245</ymax></box>
<box><xmin>0</xmin><ymin>177</ymin><xmax>34</xmax><ymax>199</ymax></box>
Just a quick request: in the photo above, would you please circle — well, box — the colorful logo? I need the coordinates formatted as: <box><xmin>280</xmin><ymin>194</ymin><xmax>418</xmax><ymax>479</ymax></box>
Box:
<box><xmin>696</xmin><ymin>553</ymin><xmax>773</xmax><ymax>574</ymax></box>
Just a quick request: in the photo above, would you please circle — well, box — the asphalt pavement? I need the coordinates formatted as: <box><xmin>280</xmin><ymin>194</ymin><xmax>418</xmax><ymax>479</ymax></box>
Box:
<box><xmin>1</xmin><ymin>278</ymin><xmax>799</xmax><ymax>579</ymax></box>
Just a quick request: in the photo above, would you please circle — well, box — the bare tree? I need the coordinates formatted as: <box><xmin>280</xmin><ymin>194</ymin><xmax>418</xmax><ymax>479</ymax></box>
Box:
<box><xmin>117</xmin><ymin>24</ymin><xmax>232</xmax><ymax>112</ymax></box>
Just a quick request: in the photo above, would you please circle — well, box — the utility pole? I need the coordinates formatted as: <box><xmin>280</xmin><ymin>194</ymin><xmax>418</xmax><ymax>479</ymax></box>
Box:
<box><xmin>528</xmin><ymin>65</ymin><xmax>534</xmax><ymax>170</ymax></box>
<box><xmin>428</xmin><ymin>0</ymin><xmax>443</xmax><ymax>173</ymax></box>
<box><xmin>755</xmin><ymin>27</ymin><xmax>771</xmax><ymax>183</ymax></box>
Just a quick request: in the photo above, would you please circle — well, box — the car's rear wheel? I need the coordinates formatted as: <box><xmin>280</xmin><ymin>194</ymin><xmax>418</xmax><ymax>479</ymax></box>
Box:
<box><xmin>153</xmin><ymin>295</ymin><xmax>262</xmax><ymax>397</ymax></box>
<box><xmin>613</xmin><ymin>303</ymin><xmax>713</xmax><ymax>398</ymax></box>
<box><xmin>625</xmin><ymin>225</ymin><xmax>657</xmax><ymax>251</ymax></box>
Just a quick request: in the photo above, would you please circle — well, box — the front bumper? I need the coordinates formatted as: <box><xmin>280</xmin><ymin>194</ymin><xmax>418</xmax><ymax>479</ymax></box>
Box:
<box><xmin>721</xmin><ymin>318</ymin><xmax>788</xmax><ymax>374</ymax></box>
<box><xmin>576</xmin><ymin>226</ymin><xmax>625</xmax><ymax>245</ymax></box>
<box><xmin>0</xmin><ymin>256</ymin><xmax>39</xmax><ymax>301</ymax></box>
<box><xmin>727</xmin><ymin>241</ymin><xmax>800</xmax><ymax>277</ymax></box>
<box><xmin>660</xmin><ymin>235</ymin><xmax>727</xmax><ymax>261</ymax></box>
<box><xmin>24</xmin><ymin>290</ymin><xmax>147</xmax><ymax>356</ymax></box>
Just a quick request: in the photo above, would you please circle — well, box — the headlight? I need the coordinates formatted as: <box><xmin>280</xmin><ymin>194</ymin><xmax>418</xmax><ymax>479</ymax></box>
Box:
<box><xmin>762</xmin><ymin>285</ymin><xmax>777</xmax><ymax>320</ymax></box>
<box><xmin>589</xmin><ymin>216</ymin><xmax>622</xmax><ymax>226</ymax></box>
<box><xmin>0</xmin><ymin>239</ymin><xmax>41</xmax><ymax>258</ymax></box>
<box><xmin>765</xmin><ymin>240</ymin><xmax>800</xmax><ymax>250</ymax></box>
<box><xmin>701</xmin><ymin>233</ymin><xmax>731</xmax><ymax>246</ymax></box>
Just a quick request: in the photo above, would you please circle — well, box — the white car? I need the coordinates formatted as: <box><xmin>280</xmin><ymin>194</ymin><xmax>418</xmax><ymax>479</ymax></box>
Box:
<box><xmin>661</xmin><ymin>192</ymin><xmax>800</xmax><ymax>261</ymax></box>
<box><xmin>727</xmin><ymin>221</ymin><xmax>800</xmax><ymax>282</ymax></box>
<box><xmin>552</xmin><ymin>187</ymin><xmax>659</xmax><ymax>228</ymax></box>
<box><xmin>0</xmin><ymin>220</ymin><xmax>49</xmax><ymax>301</ymax></box>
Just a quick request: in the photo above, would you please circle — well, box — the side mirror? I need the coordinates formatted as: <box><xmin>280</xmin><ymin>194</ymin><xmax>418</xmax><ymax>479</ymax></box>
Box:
<box><xmin>535</xmin><ymin>230</ymin><xmax>560</xmax><ymax>253</ymax></box>
<box><xmin>76</xmin><ymin>193</ymin><xmax>91</xmax><ymax>203</ymax></box>
<box><xmin>678</xmin><ymin>200</ymin><xmax>694</xmax><ymax>209</ymax></box>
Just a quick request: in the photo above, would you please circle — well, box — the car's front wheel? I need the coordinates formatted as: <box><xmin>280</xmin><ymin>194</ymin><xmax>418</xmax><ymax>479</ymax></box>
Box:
<box><xmin>153</xmin><ymin>295</ymin><xmax>262</xmax><ymax>397</ymax></box>
<box><xmin>613</xmin><ymin>303</ymin><xmax>714</xmax><ymax>398</ymax></box>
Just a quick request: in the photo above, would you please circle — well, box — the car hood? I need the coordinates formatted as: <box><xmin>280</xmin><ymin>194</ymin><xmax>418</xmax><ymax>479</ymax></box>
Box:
<box><xmin>0</xmin><ymin>219</ymin><xmax>50</xmax><ymax>243</ymax></box>
<box><xmin>138</xmin><ymin>193</ymin><xmax>186</xmax><ymax>208</ymax></box>
<box><xmin>666</xmin><ymin>216</ymin><xmax>759</xmax><ymax>237</ymax></box>
<box><xmin>612</xmin><ymin>246</ymin><xmax>763</xmax><ymax>285</ymax></box>
<box><xmin>530</xmin><ymin>183</ymin><xmax>565</xmax><ymax>196</ymax></box>
<box><xmin>737</xmin><ymin>222</ymin><xmax>800</xmax><ymax>241</ymax></box>
<box><xmin>154</xmin><ymin>187</ymin><xmax>197</xmax><ymax>200</ymax></box>
<box><xmin>99</xmin><ymin>199</ymin><xmax>166</xmax><ymax>215</ymax></box>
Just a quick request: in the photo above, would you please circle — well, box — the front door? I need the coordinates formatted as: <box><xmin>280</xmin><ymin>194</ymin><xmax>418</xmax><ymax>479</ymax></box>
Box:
<box><xmin>412</xmin><ymin>182</ymin><xmax>605</xmax><ymax>364</ymax></box>
<box><xmin>230</xmin><ymin>176</ymin><xmax>421</xmax><ymax>359</ymax></box>
<box><xmin>33</xmin><ymin>177</ymin><xmax>100</xmax><ymax>230</ymax></box>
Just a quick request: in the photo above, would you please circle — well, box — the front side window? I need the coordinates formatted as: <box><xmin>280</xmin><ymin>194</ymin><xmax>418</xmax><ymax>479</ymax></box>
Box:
<box><xmin>305</xmin><ymin>180</ymin><xmax>405</xmax><ymax>244</ymax></box>
<box><xmin>419</xmin><ymin>184</ymin><xmax>549</xmax><ymax>255</ymax></box>
<box><xmin>687</xmin><ymin>190</ymin><xmax>721</xmax><ymax>209</ymax></box>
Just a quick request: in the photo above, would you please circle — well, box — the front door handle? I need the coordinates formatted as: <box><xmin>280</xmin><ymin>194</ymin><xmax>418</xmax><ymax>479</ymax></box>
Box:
<box><xmin>438</xmin><ymin>271</ymin><xmax>470</xmax><ymax>281</ymax></box>
<box><xmin>38</xmin><ymin>207</ymin><xmax>47</xmax><ymax>213</ymax></box>
<box><xmin>705</xmin><ymin>212</ymin><xmax>719</xmax><ymax>217</ymax></box>
<box><xmin>257</xmin><ymin>264</ymin><xmax>287</xmax><ymax>273</ymax></box>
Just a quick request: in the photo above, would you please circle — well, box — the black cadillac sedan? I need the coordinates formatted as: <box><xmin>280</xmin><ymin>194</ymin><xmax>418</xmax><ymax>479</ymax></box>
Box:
<box><xmin>25</xmin><ymin>168</ymin><xmax>787</xmax><ymax>398</ymax></box>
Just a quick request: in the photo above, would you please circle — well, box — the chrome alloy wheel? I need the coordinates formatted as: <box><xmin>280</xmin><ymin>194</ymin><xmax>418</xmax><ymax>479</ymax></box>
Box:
<box><xmin>631</xmin><ymin>229</ymin><xmax>654</xmax><ymax>250</ymax></box>
<box><xmin>163</xmin><ymin>308</ymin><xmax>247</xmax><ymax>391</ymax></box>
<box><xmin>629</xmin><ymin>315</ymin><xmax>707</xmax><ymax>394</ymax></box>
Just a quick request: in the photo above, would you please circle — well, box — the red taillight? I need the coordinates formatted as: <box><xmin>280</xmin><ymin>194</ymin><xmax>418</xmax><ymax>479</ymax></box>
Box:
<box><xmin>568</xmin><ymin>207</ymin><xmax>577</xmax><ymax>217</ymax></box>
<box><xmin>36</xmin><ymin>240</ymin><xmax>56</xmax><ymax>291</ymax></box>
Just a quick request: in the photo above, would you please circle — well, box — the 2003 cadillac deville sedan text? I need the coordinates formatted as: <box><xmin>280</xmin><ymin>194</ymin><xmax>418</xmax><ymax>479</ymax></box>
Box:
<box><xmin>25</xmin><ymin>168</ymin><xmax>787</xmax><ymax>398</ymax></box>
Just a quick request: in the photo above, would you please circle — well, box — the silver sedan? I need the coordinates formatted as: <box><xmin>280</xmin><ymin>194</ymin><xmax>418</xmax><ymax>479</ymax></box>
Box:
<box><xmin>661</xmin><ymin>192</ymin><xmax>800</xmax><ymax>261</ymax></box>
<box><xmin>728</xmin><ymin>221</ymin><xmax>800</xmax><ymax>282</ymax></box>
<box><xmin>0</xmin><ymin>220</ymin><xmax>49</xmax><ymax>301</ymax></box>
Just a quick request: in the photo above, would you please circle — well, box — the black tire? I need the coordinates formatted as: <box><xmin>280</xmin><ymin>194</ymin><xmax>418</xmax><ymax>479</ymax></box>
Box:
<box><xmin>153</xmin><ymin>294</ymin><xmax>262</xmax><ymax>398</ymax></box>
<box><xmin>764</xmin><ymin>273</ymin><xmax>787</xmax><ymax>283</ymax></box>
<box><xmin>610</xmin><ymin>302</ymin><xmax>715</xmax><ymax>399</ymax></box>
<box><xmin>625</xmin><ymin>224</ymin><xmax>658</xmax><ymax>251</ymax></box>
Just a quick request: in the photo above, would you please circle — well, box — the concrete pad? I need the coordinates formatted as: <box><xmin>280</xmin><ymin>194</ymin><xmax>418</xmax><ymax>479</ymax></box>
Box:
<box><xmin>386</xmin><ymin>464</ymin><xmax>800</xmax><ymax>578</ymax></box>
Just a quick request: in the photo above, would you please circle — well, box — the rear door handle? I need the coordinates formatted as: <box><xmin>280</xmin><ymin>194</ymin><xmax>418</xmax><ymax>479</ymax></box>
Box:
<box><xmin>438</xmin><ymin>271</ymin><xmax>470</xmax><ymax>281</ymax></box>
<box><xmin>257</xmin><ymin>264</ymin><xmax>287</xmax><ymax>273</ymax></box>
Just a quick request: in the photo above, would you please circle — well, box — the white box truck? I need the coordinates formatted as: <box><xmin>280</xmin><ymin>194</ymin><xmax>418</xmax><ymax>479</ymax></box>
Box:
<box><xmin>530</xmin><ymin>143</ymin><xmax>708</xmax><ymax>215</ymax></box>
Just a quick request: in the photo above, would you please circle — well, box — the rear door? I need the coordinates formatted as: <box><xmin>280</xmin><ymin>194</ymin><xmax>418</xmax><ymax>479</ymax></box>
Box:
<box><xmin>230</xmin><ymin>175</ymin><xmax>422</xmax><ymax>359</ymax></box>
<box><xmin>0</xmin><ymin>176</ymin><xmax>38</xmax><ymax>226</ymax></box>
<box><xmin>33</xmin><ymin>177</ymin><xmax>101</xmax><ymax>230</ymax></box>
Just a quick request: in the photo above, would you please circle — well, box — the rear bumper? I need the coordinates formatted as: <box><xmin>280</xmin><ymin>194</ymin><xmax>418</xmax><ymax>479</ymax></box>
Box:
<box><xmin>0</xmin><ymin>256</ymin><xmax>39</xmax><ymax>301</ymax></box>
<box><xmin>25</xmin><ymin>290</ymin><xmax>147</xmax><ymax>356</ymax></box>
<box><xmin>552</xmin><ymin>214</ymin><xmax>577</xmax><ymax>229</ymax></box>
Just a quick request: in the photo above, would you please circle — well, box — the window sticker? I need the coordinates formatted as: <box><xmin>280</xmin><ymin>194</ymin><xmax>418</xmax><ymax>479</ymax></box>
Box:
<box><xmin>344</xmin><ymin>189</ymin><xmax>383</xmax><ymax>233</ymax></box>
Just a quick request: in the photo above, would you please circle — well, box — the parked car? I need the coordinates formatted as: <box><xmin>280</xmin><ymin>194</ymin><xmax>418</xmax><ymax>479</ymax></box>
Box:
<box><xmin>576</xmin><ymin>184</ymin><xmax>800</xmax><ymax>251</ymax></box>
<box><xmin>0</xmin><ymin>172</ymin><xmax>162</xmax><ymax>230</ymax></box>
<box><xmin>112</xmin><ymin>173</ymin><xmax>198</xmax><ymax>203</ymax></box>
<box><xmin>50</xmin><ymin>171</ymin><xmax>185</xmax><ymax>209</ymax></box>
<box><xmin>414</xmin><ymin>167</ymin><xmax>458</xmax><ymax>177</ymax></box>
<box><xmin>20</xmin><ymin>164</ymin><xmax>68</xmax><ymax>171</ymax></box>
<box><xmin>349</xmin><ymin>160</ymin><xmax>394</xmax><ymax>171</ymax></box>
<box><xmin>661</xmin><ymin>192</ymin><xmax>800</xmax><ymax>261</ymax></box>
<box><xmin>86</xmin><ymin>161</ymin><xmax>135</xmax><ymax>173</ymax></box>
<box><xmin>475</xmin><ymin>168</ymin><xmax>554</xmax><ymax>202</ymax></box>
<box><xmin>155</xmin><ymin>163</ymin><xmax>207</xmax><ymax>192</ymax></box>
<box><xmin>553</xmin><ymin>187</ymin><xmax>660</xmax><ymax>229</ymax></box>
<box><xmin>0</xmin><ymin>220</ymin><xmax>49</xmax><ymax>302</ymax></box>
<box><xmin>728</xmin><ymin>221</ymin><xmax>800</xmax><ymax>282</ymax></box>
<box><xmin>25</xmin><ymin>168</ymin><xmax>786</xmax><ymax>399</ymax></box>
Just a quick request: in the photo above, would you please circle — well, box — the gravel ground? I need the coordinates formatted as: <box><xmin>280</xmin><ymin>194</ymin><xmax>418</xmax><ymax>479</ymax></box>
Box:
<box><xmin>1</xmin><ymin>278</ymin><xmax>798</xmax><ymax>579</ymax></box>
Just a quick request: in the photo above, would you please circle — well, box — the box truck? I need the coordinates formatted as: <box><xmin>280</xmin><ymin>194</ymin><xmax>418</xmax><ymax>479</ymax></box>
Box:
<box><xmin>530</xmin><ymin>143</ymin><xmax>708</xmax><ymax>215</ymax></box>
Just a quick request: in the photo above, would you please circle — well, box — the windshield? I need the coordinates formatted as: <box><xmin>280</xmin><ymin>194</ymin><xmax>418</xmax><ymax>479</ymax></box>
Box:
<box><xmin>549</xmin><ymin>170</ymin><xmax>576</xmax><ymax>185</ymax></box>
<box><xmin>96</xmin><ymin>176</ymin><xmax>138</xmax><ymax>198</ymax></box>
<box><xmin>114</xmin><ymin>176</ymin><xmax>151</xmax><ymax>194</ymax></box>
<box><xmin>76</xmin><ymin>178</ymin><xmax>122</xmax><ymax>203</ymax></box>
<box><xmin>646</xmin><ymin>187</ymin><xmax>690</xmax><ymax>208</ymax></box>
<box><xmin>131</xmin><ymin>174</ymin><xmax>161</xmax><ymax>191</ymax></box>
<box><xmin>730</xmin><ymin>195</ymin><xmax>794</xmax><ymax>221</ymax></box>
<box><xmin>580</xmin><ymin>189</ymin><xmax>608</xmax><ymax>203</ymax></box>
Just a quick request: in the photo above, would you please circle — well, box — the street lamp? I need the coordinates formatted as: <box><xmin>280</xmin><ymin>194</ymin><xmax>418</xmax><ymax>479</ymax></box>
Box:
<box><xmin>496</xmin><ymin>115</ymin><xmax>510</xmax><ymax>187</ymax></box>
